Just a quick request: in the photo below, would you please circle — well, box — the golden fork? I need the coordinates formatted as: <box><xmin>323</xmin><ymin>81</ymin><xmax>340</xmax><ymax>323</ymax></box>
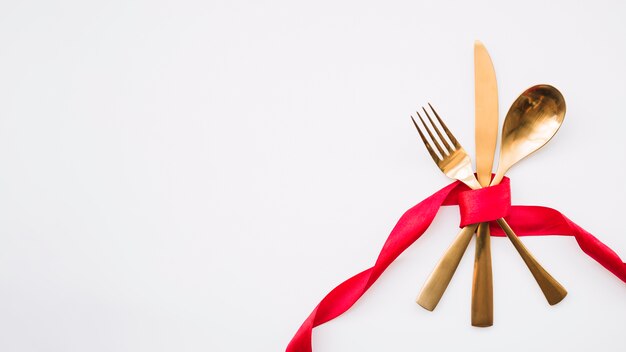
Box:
<box><xmin>411</xmin><ymin>104</ymin><xmax>567</xmax><ymax>317</ymax></box>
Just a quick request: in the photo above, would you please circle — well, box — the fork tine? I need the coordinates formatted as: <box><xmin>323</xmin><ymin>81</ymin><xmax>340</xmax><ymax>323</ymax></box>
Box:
<box><xmin>411</xmin><ymin>115</ymin><xmax>441</xmax><ymax>163</ymax></box>
<box><xmin>416</xmin><ymin>110</ymin><xmax>447</xmax><ymax>157</ymax></box>
<box><xmin>422</xmin><ymin>106</ymin><xmax>453</xmax><ymax>153</ymax></box>
<box><xmin>428</xmin><ymin>103</ymin><xmax>460</xmax><ymax>149</ymax></box>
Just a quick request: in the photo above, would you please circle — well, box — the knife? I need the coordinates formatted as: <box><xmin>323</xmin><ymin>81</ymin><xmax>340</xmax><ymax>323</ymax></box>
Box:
<box><xmin>472</xmin><ymin>40</ymin><xmax>498</xmax><ymax>327</ymax></box>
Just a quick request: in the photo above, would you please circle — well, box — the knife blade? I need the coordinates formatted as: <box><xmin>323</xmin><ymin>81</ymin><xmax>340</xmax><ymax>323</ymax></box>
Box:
<box><xmin>472</xmin><ymin>40</ymin><xmax>498</xmax><ymax>327</ymax></box>
<box><xmin>474</xmin><ymin>41</ymin><xmax>499</xmax><ymax>187</ymax></box>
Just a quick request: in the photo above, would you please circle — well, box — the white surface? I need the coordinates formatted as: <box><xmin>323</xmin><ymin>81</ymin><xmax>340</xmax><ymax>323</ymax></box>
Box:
<box><xmin>0</xmin><ymin>0</ymin><xmax>625</xmax><ymax>351</ymax></box>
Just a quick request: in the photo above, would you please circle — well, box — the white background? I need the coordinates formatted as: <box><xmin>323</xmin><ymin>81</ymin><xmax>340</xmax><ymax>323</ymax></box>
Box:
<box><xmin>1</xmin><ymin>0</ymin><xmax>625</xmax><ymax>351</ymax></box>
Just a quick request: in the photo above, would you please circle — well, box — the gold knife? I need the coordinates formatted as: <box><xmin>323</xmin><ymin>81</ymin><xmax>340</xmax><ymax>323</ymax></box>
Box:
<box><xmin>416</xmin><ymin>43</ymin><xmax>566</xmax><ymax>314</ymax></box>
<box><xmin>472</xmin><ymin>40</ymin><xmax>498</xmax><ymax>327</ymax></box>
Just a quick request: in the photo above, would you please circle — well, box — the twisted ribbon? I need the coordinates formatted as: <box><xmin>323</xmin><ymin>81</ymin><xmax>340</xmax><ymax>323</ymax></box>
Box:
<box><xmin>286</xmin><ymin>177</ymin><xmax>626</xmax><ymax>352</ymax></box>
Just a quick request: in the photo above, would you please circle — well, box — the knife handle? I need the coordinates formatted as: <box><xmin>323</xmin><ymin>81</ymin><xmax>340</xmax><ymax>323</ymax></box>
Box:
<box><xmin>416</xmin><ymin>224</ymin><xmax>478</xmax><ymax>311</ymax></box>
<box><xmin>471</xmin><ymin>222</ymin><xmax>493</xmax><ymax>327</ymax></box>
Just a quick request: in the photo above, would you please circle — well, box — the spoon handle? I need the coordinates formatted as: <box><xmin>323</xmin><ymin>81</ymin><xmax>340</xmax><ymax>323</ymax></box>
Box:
<box><xmin>496</xmin><ymin>218</ymin><xmax>567</xmax><ymax>304</ymax></box>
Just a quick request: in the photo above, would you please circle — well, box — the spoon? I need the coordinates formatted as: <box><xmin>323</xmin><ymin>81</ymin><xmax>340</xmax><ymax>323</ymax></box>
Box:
<box><xmin>491</xmin><ymin>84</ymin><xmax>566</xmax><ymax>186</ymax></box>
<box><xmin>489</xmin><ymin>84</ymin><xmax>567</xmax><ymax>304</ymax></box>
<box><xmin>417</xmin><ymin>84</ymin><xmax>567</xmax><ymax>311</ymax></box>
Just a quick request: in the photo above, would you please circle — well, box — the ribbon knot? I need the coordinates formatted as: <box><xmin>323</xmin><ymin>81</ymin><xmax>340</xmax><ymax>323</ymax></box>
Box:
<box><xmin>458</xmin><ymin>177</ymin><xmax>511</xmax><ymax>227</ymax></box>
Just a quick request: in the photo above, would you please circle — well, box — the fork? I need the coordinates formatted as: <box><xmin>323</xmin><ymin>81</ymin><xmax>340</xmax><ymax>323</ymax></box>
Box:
<box><xmin>411</xmin><ymin>106</ymin><xmax>482</xmax><ymax>191</ymax></box>
<box><xmin>410</xmin><ymin>104</ymin><xmax>566</xmax><ymax>316</ymax></box>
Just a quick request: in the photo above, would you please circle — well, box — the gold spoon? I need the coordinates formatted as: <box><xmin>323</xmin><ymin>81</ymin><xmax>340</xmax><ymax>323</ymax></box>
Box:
<box><xmin>417</xmin><ymin>84</ymin><xmax>567</xmax><ymax>312</ymax></box>
<box><xmin>491</xmin><ymin>84</ymin><xmax>566</xmax><ymax>185</ymax></box>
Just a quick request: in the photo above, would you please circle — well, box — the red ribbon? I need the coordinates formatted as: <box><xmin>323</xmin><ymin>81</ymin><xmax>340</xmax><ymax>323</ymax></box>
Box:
<box><xmin>458</xmin><ymin>177</ymin><xmax>511</xmax><ymax>226</ymax></box>
<box><xmin>286</xmin><ymin>177</ymin><xmax>626</xmax><ymax>352</ymax></box>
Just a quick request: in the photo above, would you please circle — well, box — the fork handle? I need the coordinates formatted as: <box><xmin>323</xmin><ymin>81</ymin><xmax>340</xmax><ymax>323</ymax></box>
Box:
<box><xmin>496</xmin><ymin>218</ymin><xmax>567</xmax><ymax>305</ymax></box>
<box><xmin>416</xmin><ymin>224</ymin><xmax>478</xmax><ymax>311</ymax></box>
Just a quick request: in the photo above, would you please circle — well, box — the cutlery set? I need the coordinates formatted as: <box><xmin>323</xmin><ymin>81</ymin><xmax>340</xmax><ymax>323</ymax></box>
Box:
<box><xmin>413</xmin><ymin>42</ymin><xmax>567</xmax><ymax>325</ymax></box>
<box><xmin>287</xmin><ymin>42</ymin><xmax>626</xmax><ymax>351</ymax></box>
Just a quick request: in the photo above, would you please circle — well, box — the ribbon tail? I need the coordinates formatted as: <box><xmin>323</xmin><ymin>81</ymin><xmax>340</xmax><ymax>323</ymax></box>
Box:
<box><xmin>491</xmin><ymin>206</ymin><xmax>626</xmax><ymax>283</ymax></box>
<box><xmin>286</xmin><ymin>181</ymin><xmax>464</xmax><ymax>352</ymax></box>
<box><xmin>572</xmin><ymin>221</ymin><xmax>626</xmax><ymax>282</ymax></box>
<box><xmin>286</xmin><ymin>268</ymin><xmax>372</xmax><ymax>352</ymax></box>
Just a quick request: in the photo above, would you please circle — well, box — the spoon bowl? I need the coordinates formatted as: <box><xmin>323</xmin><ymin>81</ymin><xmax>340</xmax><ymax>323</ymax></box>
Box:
<box><xmin>492</xmin><ymin>85</ymin><xmax>566</xmax><ymax>184</ymax></box>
